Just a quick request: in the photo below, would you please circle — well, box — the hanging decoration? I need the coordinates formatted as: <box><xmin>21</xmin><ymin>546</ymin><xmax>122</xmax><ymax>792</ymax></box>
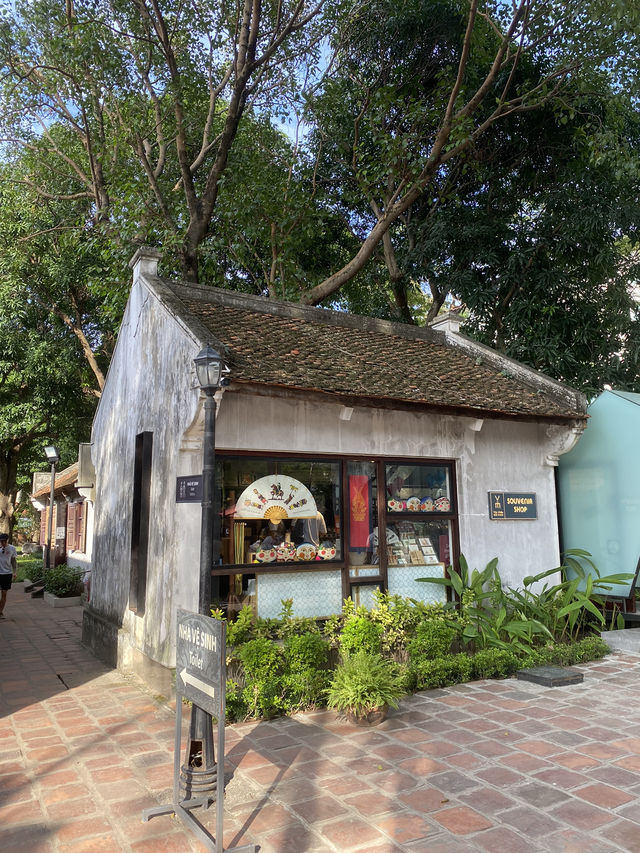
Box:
<box><xmin>235</xmin><ymin>475</ymin><xmax>317</xmax><ymax>519</ymax></box>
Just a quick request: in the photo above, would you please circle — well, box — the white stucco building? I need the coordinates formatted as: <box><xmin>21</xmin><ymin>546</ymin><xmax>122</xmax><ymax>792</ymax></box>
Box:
<box><xmin>82</xmin><ymin>248</ymin><xmax>587</xmax><ymax>694</ymax></box>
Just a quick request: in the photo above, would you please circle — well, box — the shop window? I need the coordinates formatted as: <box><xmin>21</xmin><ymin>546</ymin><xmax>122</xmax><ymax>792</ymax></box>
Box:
<box><xmin>385</xmin><ymin>463</ymin><xmax>453</xmax><ymax>513</ymax></box>
<box><xmin>219</xmin><ymin>457</ymin><xmax>341</xmax><ymax>567</ymax></box>
<box><xmin>216</xmin><ymin>453</ymin><xmax>457</xmax><ymax>618</ymax></box>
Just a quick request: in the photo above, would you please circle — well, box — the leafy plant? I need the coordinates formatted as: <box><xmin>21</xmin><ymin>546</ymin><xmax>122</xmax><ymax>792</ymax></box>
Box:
<box><xmin>417</xmin><ymin>550</ymin><xmax>633</xmax><ymax>650</ymax></box>
<box><xmin>235</xmin><ymin>638</ymin><xmax>285</xmax><ymax>719</ymax></box>
<box><xmin>43</xmin><ymin>564</ymin><xmax>82</xmax><ymax>598</ymax></box>
<box><xmin>408</xmin><ymin>619</ymin><xmax>457</xmax><ymax>660</ymax></box>
<box><xmin>410</xmin><ymin>653</ymin><xmax>473</xmax><ymax>690</ymax></box>
<box><xmin>16</xmin><ymin>555</ymin><xmax>44</xmax><ymax>583</ymax></box>
<box><xmin>339</xmin><ymin>613</ymin><xmax>383</xmax><ymax>656</ymax></box>
<box><xmin>471</xmin><ymin>649</ymin><xmax>521</xmax><ymax>680</ymax></box>
<box><xmin>282</xmin><ymin>632</ymin><xmax>331</xmax><ymax>709</ymax></box>
<box><xmin>326</xmin><ymin>650</ymin><xmax>405</xmax><ymax>718</ymax></box>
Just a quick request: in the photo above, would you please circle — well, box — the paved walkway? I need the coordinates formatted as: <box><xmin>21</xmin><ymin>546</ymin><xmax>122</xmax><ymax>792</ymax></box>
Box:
<box><xmin>2</xmin><ymin>586</ymin><xmax>640</xmax><ymax>853</ymax></box>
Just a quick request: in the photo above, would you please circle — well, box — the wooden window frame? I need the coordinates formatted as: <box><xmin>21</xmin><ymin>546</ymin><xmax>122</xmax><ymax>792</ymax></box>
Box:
<box><xmin>214</xmin><ymin>451</ymin><xmax>459</xmax><ymax>602</ymax></box>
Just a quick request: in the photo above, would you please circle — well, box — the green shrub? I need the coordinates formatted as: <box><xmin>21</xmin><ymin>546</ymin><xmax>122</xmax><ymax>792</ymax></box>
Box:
<box><xmin>16</xmin><ymin>556</ymin><xmax>44</xmax><ymax>583</ymax></box>
<box><xmin>44</xmin><ymin>564</ymin><xmax>82</xmax><ymax>598</ymax></box>
<box><xmin>408</xmin><ymin>620</ymin><xmax>457</xmax><ymax>661</ymax></box>
<box><xmin>235</xmin><ymin>638</ymin><xmax>285</xmax><ymax>719</ymax></box>
<box><xmin>236</xmin><ymin>637</ymin><xmax>283</xmax><ymax>680</ymax></box>
<box><xmin>283</xmin><ymin>632</ymin><xmax>329</xmax><ymax>671</ymax></box>
<box><xmin>225</xmin><ymin>605</ymin><xmax>255</xmax><ymax>646</ymax></box>
<box><xmin>340</xmin><ymin>614</ymin><xmax>383</xmax><ymax>656</ymax></box>
<box><xmin>326</xmin><ymin>650</ymin><xmax>405</xmax><ymax>716</ymax></box>
<box><xmin>225</xmin><ymin>679</ymin><xmax>248</xmax><ymax>723</ymax></box>
<box><xmin>471</xmin><ymin>648</ymin><xmax>520</xmax><ymax>679</ymax></box>
<box><xmin>281</xmin><ymin>632</ymin><xmax>331</xmax><ymax>709</ymax></box>
<box><xmin>411</xmin><ymin>653</ymin><xmax>473</xmax><ymax>690</ymax></box>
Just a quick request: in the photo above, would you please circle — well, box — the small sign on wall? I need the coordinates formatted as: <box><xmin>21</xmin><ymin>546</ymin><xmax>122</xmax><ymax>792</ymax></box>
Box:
<box><xmin>175</xmin><ymin>475</ymin><xmax>203</xmax><ymax>503</ymax></box>
<box><xmin>489</xmin><ymin>492</ymin><xmax>537</xmax><ymax>520</ymax></box>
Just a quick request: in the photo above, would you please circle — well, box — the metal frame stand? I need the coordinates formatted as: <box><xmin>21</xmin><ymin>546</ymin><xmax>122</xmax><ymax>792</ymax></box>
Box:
<box><xmin>143</xmin><ymin>699</ymin><xmax>255</xmax><ymax>852</ymax></box>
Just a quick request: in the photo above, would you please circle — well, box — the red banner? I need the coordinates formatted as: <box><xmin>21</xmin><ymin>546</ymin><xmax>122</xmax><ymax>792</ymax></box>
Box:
<box><xmin>349</xmin><ymin>475</ymin><xmax>370</xmax><ymax>550</ymax></box>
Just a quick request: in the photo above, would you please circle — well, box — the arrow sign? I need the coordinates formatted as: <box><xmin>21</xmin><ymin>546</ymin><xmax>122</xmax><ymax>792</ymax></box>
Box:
<box><xmin>180</xmin><ymin>667</ymin><xmax>216</xmax><ymax>700</ymax></box>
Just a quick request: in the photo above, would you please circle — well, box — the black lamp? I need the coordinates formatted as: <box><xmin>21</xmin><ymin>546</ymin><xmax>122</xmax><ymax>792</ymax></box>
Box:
<box><xmin>179</xmin><ymin>344</ymin><xmax>228</xmax><ymax>805</ymax></box>
<box><xmin>44</xmin><ymin>444</ymin><xmax>60</xmax><ymax>570</ymax></box>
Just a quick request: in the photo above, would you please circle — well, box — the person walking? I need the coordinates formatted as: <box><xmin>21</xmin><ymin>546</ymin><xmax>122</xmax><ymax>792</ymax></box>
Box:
<box><xmin>0</xmin><ymin>532</ymin><xmax>17</xmax><ymax>618</ymax></box>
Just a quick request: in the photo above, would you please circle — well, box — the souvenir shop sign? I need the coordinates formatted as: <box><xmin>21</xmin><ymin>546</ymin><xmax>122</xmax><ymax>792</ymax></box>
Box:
<box><xmin>235</xmin><ymin>474</ymin><xmax>317</xmax><ymax>520</ymax></box>
<box><xmin>488</xmin><ymin>492</ymin><xmax>537</xmax><ymax>520</ymax></box>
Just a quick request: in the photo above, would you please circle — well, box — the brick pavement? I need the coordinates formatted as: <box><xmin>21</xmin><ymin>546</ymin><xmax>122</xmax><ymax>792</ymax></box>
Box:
<box><xmin>2</xmin><ymin>584</ymin><xmax>640</xmax><ymax>852</ymax></box>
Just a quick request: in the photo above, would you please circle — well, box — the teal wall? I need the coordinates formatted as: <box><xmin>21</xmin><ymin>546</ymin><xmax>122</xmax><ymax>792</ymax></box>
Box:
<box><xmin>558</xmin><ymin>391</ymin><xmax>640</xmax><ymax>595</ymax></box>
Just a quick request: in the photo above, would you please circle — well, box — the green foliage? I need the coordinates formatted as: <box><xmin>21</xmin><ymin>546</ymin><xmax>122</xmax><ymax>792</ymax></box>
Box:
<box><xmin>339</xmin><ymin>613</ymin><xmax>383</xmax><ymax>656</ymax></box>
<box><xmin>224</xmin><ymin>605</ymin><xmax>256</xmax><ymax>647</ymax></box>
<box><xmin>471</xmin><ymin>649</ymin><xmax>521</xmax><ymax>680</ymax></box>
<box><xmin>235</xmin><ymin>638</ymin><xmax>286</xmax><ymax>719</ymax></box>
<box><xmin>410</xmin><ymin>654</ymin><xmax>473</xmax><ymax>691</ymax></box>
<box><xmin>369</xmin><ymin>589</ymin><xmax>442</xmax><ymax>656</ymax></box>
<box><xmin>15</xmin><ymin>555</ymin><xmax>44</xmax><ymax>583</ymax></box>
<box><xmin>326</xmin><ymin>650</ymin><xmax>405</xmax><ymax>717</ymax></box>
<box><xmin>282</xmin><ymin>633</ymin><xmax>331</xmax><ymax>710</ymax></box>
<box><xmin>408</xmin><ymin>620</ymin><xmax>457</xmax><ymax>661</ymax></box>
<box><xmin>417</xmin><ymin>550</ymin><xmax>633</xmax><ymax>651</ymax></box>
<box><xmin>236</xmin><ymin>638</ymin><xmax>283</xmax><ymax>681</ymax></box>
<box><xmin>222</xmin><ymin>583</ymin><xmax>612</xmax><ymax>722</ymax></box>
<box><xmin>43</xmin><ymin>564</ymin><xmax>82</xmax><ymax>598</ymax></box>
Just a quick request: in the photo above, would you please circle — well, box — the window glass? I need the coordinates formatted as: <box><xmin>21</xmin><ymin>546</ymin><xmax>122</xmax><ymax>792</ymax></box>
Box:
<box><xmin>385</xmin><ymin>520</ymin><xmax>452</xmax><ymax>570</ymax></box>
<box><xmin>351</xmin><ymin>583</ymin><xmax>380</xmax><ymax>609</ymax></box>
<box><xmin>347</xmin><ymin>461</ymin><xmax>379</xmax><ymax>579</ymax></box>
<box><xmin>385</xmin><ymin>463</ymin><xmax>452</xmax><ymax>512</ymax></box>
<box><xmin>219</xmin><ymin>457</ymin><xmax>341</xmax><ymax>566</ymax></box>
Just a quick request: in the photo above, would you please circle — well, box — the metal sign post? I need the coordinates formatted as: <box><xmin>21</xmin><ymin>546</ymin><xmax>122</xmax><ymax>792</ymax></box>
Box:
<box><xmin>142</xmin><ymin>610</ymin><xmax>255</xmax><ymax>853</ymax></box>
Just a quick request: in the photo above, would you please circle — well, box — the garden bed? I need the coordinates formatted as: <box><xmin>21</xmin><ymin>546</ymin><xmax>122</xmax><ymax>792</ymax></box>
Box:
<box><xmin>217</xmin><ymin>549</ymin><xmax>624</xmax><ymax>723</ymax></box>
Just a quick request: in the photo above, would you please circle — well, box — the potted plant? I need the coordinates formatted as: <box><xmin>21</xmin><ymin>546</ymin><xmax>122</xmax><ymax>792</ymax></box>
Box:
<box><xmin>326</xmin><ymin>649</ymin><xmax>405</xmax><ymax>726</ymax></box>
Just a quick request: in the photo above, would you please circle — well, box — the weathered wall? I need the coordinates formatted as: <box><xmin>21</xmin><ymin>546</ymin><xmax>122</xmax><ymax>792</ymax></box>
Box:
<box><xmin>211</xmin><ymin>391</ymin><xmax>566</xmax><ymax>589</ymax></box>
<box><xmin>85</xmin><ymin>264</ymin><xmax>202</xmax><ymax>676</ymax></box>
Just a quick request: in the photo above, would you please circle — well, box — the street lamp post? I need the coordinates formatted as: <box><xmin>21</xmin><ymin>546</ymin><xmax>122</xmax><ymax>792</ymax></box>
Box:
<box><xmin>43</xmin><ymin>445</ymin><xmax>60</xmax><ymax>571</ymax></box>
<box><xmin>179</xmin><ymin>345</ymin><xmax>226</xmax><ymax>805</ymax></box>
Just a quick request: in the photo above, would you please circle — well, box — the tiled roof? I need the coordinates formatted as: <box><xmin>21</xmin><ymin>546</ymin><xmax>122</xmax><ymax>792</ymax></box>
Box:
<box><xmin>32</xmin><ymin>463</ymin><xmax>78</xmax><ymax>499</ymax></box>
<box><xmin>155</xmin><ymin>280</ymin><xmax>586</xmax><ymax>423</ymax></box>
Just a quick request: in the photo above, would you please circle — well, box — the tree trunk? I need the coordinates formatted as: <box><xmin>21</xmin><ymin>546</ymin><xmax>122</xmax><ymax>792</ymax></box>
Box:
<box><xmin>0</xmin><ymin>449</ymin><xmax>19</xmax><ymax>537</ymax></box>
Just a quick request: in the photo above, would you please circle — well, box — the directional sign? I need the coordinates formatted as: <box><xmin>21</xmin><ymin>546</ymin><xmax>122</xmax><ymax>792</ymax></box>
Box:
<box><xmin>175</xmin><ymin>609</ymin><xmax>226</xmax><ymax>718</ymax></box>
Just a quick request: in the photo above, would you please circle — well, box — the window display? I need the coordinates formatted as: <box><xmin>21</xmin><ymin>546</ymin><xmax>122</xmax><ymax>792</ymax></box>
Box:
<box><xmin>385</xmin><ymin>463</ymin><xmax>452</xmax><ymax>513</ymax></box>
<box><xmin>218</xmin><ymin>457</ymin><xmax>341</xmax><ymax>566</ymax></box>
<box><xmin>216</xmin><ymin>453</ymin><xmax>457</xmax><ymax>617</ymax></box>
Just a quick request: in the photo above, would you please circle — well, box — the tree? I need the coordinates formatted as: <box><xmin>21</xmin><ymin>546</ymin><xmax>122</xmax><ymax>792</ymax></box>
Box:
<box><xmin>302</xmin><ymin>0</ymin><xmax>640</xmax><ymax>391</ymax></box>
<box><xmin>2</xmin><ymin>0</ymin><xmax>638</xmax><ymax>293</ymax></box>
<box><xmin>0</xmin><ymin>172</ymin><xmax>123</xmax><ymax>535</ymax></box>
<box><xmin>299</xmin><ymin>0</ymin><xmax>640</xmax><ymax>306</ymax></box>
<box><xmin>0</xmin><ymin>0</ymin><xmax>331</xmax><ymax>280</ymax></box>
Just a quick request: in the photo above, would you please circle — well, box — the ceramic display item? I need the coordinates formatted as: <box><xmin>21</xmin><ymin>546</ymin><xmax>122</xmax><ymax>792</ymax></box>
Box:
<box><xmin>296</xmin><ymin>543</ymin><xmax>317</xmax><ymax>561</ymax></box>
<box><xmin>387</xmin><ymin>499</ymin><xmax>404</xmax><ymax>512</ymax></box>
<box><xmin>317</xmin><ymin>545</ymin><xmax>337</xmax><ymax>560</ymax></box>
<box><xmin>276</xmin><ymin>543</ymin><xmax>297</xmax><ymax>562</ymax></box>
<box><xmin>405</xmin><ymin>496</ymin><xmax>421</xmax><ymax>512</ymax></box>
<box><xmin>420</xmin><ymin>497</ymin><xmax>434</xmax><ymax>511</ymax></box>
<box><xmin>255</xmin><ymin>548</ymin><xmax>276</xmax><ymax>563</ymax></box>
<box><xmin>434</xmin><ymin>496</ymin><xmax>450</xmax><ymax>512</ymax></box>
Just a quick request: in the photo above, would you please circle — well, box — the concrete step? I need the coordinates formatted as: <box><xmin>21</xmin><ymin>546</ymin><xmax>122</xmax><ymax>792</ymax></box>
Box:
<box><xmin>601</xmin><ymin>627</ymin><xmax>640</xmax><ymax>652</ymax></box>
